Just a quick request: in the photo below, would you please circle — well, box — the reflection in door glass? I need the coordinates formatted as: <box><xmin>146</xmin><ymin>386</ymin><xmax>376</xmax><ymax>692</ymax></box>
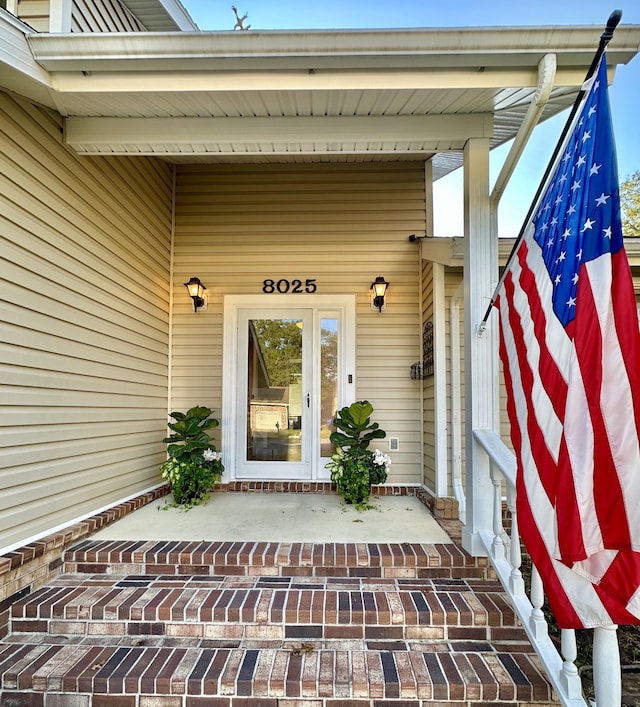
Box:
<box><xmin>320</xmin><ymin>318</ymin><xmax>339</xmax><ymax>458</ymax></box>
<box><xmin>247</xmin><ymin>319</ymin><xmax>303</xmax><ymax>462</ymax></box>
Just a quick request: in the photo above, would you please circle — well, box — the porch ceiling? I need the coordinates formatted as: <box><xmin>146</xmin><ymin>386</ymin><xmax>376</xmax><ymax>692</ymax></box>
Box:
<box><xmin>17</xmin><ymin>25</ymin><xmax>640</xmax><ymax>178</ymax></box>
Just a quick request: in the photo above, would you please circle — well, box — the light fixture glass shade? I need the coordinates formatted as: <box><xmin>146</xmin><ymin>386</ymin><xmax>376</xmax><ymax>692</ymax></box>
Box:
<box><xmin>372</xmin><ymin>276</ymin><xmax>388</xmax><ymax>298</ymax></box>
<box><xmin>184</xmin><ymin>277</ymin><xmax>206</xmax><ymax>311</ymax></box>
<box><xmin>371</xmin><ymin>276</ymin><xmax>389</xmax><ymax>312</ymax></box>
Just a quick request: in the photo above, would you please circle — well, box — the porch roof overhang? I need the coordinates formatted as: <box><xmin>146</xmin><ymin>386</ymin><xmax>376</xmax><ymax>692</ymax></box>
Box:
<box><xmin>3</xmin><ymin>22</ymin><xmax>640</xmax><ymax>178</ymax></box>
<box><xmin>421</xmin><ymin>237</ymin><xmax>640</xmax><ymax>268</ymax></box>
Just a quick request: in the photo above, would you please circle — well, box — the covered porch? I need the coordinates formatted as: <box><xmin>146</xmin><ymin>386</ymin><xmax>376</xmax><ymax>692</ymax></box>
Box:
<box><xmin>3</xmin><ymin>13</ymin><xmax>640</xmax><ymax>706</ymax></box>
<box><xmin>0</xmin><ymin>484</ymin><xmax>564</xmax><ymax>705</ymax></box>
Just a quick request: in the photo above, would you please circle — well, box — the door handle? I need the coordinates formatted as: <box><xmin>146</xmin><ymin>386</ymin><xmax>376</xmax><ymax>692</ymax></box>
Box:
<box><xmin>307</xmin><ymin>393</ymin><xmax>310</xmax><ymax>408</ymax></box>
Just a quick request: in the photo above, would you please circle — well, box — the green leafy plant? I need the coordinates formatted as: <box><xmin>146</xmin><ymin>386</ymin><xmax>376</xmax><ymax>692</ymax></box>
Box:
<box><xmin>160</xmin><ymin>406</ymin><xmax>224</xmax><ymax>509</ymax></box>
<box><xmin>327</xmin><ymin>401</ymin><xmax>390</xmax><ymax>508</ymax></box>
<box><xmin>330</xmin><ymin>400</ymin><xmax>386</xmax><ymax>451</ymax></box>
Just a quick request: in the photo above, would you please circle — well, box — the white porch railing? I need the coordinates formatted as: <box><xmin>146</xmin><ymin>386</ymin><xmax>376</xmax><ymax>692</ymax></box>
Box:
<box><xmin>472</xmin><ymin>428</ymin><xmax>621</xmax><ymax>707</ymax></box>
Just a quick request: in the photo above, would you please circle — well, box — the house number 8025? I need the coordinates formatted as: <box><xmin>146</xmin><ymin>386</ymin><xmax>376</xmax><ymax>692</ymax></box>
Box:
<box><xmin>262</xmin><ymin>278</ymin><xmax>317</xmax><ymax>294</ymax></box>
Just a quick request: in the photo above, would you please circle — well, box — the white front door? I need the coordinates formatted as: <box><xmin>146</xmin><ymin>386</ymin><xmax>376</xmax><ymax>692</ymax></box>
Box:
<box><xmin>223</xmin><ymin>295</ymin><xmax>355</xmax><ymax>481</ymax></box>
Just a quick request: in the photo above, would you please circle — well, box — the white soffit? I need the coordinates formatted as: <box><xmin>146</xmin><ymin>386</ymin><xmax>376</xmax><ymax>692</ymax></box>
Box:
<box><xmin>18</xmin><ymin>25</ymin><xmax>640</xmax><ymax>171</ymax></box>
<box><xmin>118</xmin><ymin>0</ymin><xmax>198</xmax><ymax>31</ymax></box>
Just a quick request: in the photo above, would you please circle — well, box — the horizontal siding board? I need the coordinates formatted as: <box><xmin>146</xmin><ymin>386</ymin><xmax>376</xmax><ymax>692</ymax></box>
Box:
<box><xmin>0</xmin><ymin>419</ymin><xmax>165</xmax><ymax>447</ymax></box>
<box><xmin>0</xmin><ymin>185</ymin><xmax>169</xmax><ymax>301</ymax></box>
<box><xmin>17</xmin><ymin>0</ymin><xmax>50</xmax><ymax>13</ymax></box>
<box><xmin>1</xmin><ymin>324</ymin><xmax>167</xmax><ymax>373</ymax></box>
<box><xmin>177</xmin><ymin>207</ymin><xmax>425</xmax><ymax>220</ymax></box>
<box><xmin>178</xmin><ymin>221</ymin><xmax>422</xmax><ymax>232</ymax></box>
<box><xmin>1</xmin><ymin>251</ymin><xmax>168</xmax><ymax>342</ymax></box>
<box><xmin>0</xmin><ymin>386</ymin><xmax>165</xmax><ymax>408</ymax></box>
<box><xmin>421</xmin><ymin>260</ymin><xmax>436</xmax><ymax>490</ymax></box>
<box><xmin>1</xmin><ymin>159</ymin><xmax>170</xmax><ymax>280</ymax></box>
<box><xmin>0</xmin><ymin>433</ymin><xmax>162</xmax><ymax>473</ymax></box>
<box><xmin>16</xmin><ymin>0</ymin><xmax>49</xmax><ymax>28</ymax></box>
<box><xmin>1</xmin><ymin>100</ymin><xmax>171</xmax><ymax>274</ymax></box>
<box><xmin>0</xmin><ymin>342</ymin><xmax>166</xmax><ymax>384</ymax></box>
<box><xmin>0</xmin><ymin>407</ymin><xmax>168</xmax><ymax>425</ymax></box>
<box><xmin>1</xmin><ymin>302</ymin><xmax>167</xmax><ymax>360</ymax></box>
<box><xmin>0</xmin><ymin>365</ymin><xmax>167</xmax><ymax>398</ymax></box>
<box><xmin>0</xmin><ymin>465</ymin><xmax>159</xmax><ymax>548</ymax></box>
<box><xmin>172</xmin><ymin>161</ymin><xmax>425</xmax><ymax>483</ymax></box>
<box><xmin>0</xmin><ymin>91</ymin><xmax>172</xmax><ymax>549</ymax></box>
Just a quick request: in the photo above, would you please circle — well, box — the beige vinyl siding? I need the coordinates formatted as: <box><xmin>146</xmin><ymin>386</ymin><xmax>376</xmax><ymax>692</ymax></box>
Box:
<box><xmin>16</xmin><ymin>0</ymin><xmax>49</xmax><ymax>30</ymax></box>
<box><xmin>421</xmin><ymin>260</ymin><xmax>436</xmax><ymax>490</ymax></box>
<box><xmin>172</xmin><ymin>162</ymin><xmax>426</xmax><ymax>483</ymax></box>
<box><xmin>442</xmin><ymin>267</ymin><xmax>512</xmax><ymax>495</ymax></box>
<box><xmin>0</xmin><ymin>91</ymin><xmax>172</xmax><ymax>550</ymax></box>
<box><xmin>445</xmin><ymin>270</ymin><xmax>465</xmax><ymax>496</ymax></box>
<box><xmin>72</xmin><ymin>0</ymin><xmax>146</xmax><ymax>32</ymax></box>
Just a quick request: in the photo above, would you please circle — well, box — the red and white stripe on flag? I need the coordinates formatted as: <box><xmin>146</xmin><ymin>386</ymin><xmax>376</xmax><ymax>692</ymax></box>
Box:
<box><xmin>495</xmin><ymin>56</ymin><xmax>640</xmax><ymax>629</ymax></box>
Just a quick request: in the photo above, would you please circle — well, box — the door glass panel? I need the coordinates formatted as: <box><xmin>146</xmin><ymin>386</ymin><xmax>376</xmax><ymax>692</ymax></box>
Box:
<box><xmin>246</xmin><ymin>318</ymin><xmax>303</xmax><ymax>462</ymax></box>
<box><xmin>320</xmin><ymin>317</ymin><xmax>339</xmax><ymax>458</ymax></box>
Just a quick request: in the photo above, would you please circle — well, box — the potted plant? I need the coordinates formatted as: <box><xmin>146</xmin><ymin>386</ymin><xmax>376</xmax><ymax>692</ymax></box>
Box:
<box><xmin>326</xmin><ymin>400</ymin><xmax>391</xmax><ymax>507</ymax></box>
<box><xmin>160</xmin><ymin>406</ymin><xmax>224</xmax><ymax>508</ymax></box>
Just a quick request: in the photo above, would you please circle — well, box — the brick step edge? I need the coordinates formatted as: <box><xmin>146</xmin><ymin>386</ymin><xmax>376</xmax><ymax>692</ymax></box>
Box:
<box><xmin>10</xmin><ymin>583</ymin><xmax>517</xmax><ymax>631</ymax></box>
<box><xmin>64</xmin><ymin>540</ymin><xmax>490</xmax><ymax>576</ymax></box>
<box><xmin>0</xmin><ymin>643</ymin><xmax>554</xmax><ymax>703</ymax></box>
<box><xmin>0</xmin><ymin>695</ymin><xmax>561</xmax><ymax>707</ymax></box>
<box><xmin>8</xmin><ymin>621</ymin><xmax>528</xmax><ymax>645</ymax></box>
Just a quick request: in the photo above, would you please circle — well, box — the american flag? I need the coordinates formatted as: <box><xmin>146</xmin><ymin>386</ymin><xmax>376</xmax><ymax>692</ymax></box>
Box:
<box><xmin>495</xmin><ymin>55</ymin><xmax>640</xmax><ymax>629</ymax></box>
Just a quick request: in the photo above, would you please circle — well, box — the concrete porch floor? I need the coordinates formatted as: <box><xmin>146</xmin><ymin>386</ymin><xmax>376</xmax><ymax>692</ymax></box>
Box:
<box><xmin>91</xmin><ymin>492</ymin><xmax>453</xmax><ymax>544</ymax></box>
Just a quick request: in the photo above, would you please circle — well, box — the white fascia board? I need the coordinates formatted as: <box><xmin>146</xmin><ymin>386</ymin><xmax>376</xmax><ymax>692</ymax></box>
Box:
<box><xmin>0</xmin><ymin>12</ymin><xmax>55</xmax><ymax>107</ymax></box>
<box><xmin>50</xmin><ymin>67</ymin><xmax>588</xmax><ymax>94</ymax></box>
<box><xmin>159</xmin><ymin>0</ymin><xmax>198</xmax><ymax>30</ymax></box>
<box><xmin>28</xmin><ymin>25</ymin><xmax>640</xmax><ymax>73</ymax></box>
<box><xmin>64</xmin><ymin>114</ymin><xmax>493</xmax><ymax>148</ymax></box>
<box><xmin>420</xmin><ymin>236</ymin><xmax>518</xmax><ymax>266</ymax></box>
<box><xmin>420</xmin><ymin>237</ymin><xmax>462</xmax><ymax>266</ymax></box>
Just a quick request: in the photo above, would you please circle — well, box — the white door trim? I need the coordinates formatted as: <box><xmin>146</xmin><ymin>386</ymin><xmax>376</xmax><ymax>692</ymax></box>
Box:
<box><xmin>222</xmin><ymin>294</ymin><xmax>356</xmax><ymax>482</ymax></box>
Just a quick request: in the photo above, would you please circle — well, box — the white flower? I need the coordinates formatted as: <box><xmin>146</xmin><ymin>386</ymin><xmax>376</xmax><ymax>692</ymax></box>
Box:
<box><xmin>373</xmin><ymin>449</ymin><xmax>391</xmax><ymax>469</ymax></box>
<box><xmin>203</xmin><ymin>448</ymin><xmax>220</xmax><ymax>462</ymax></box>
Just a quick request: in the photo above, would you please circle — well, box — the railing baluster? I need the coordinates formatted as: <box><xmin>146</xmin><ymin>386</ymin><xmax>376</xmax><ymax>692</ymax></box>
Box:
<box><xmin>593</xmin><ymin>625</ymin><xmax>620</xmax><ymax>707</ymax></box>
<box><xmin>506</xmin><ymin>485</ymin><xmax>524</xmax><ymax>596</ymax></box>
<box><xmin>529</xmin><ymin>564</ymin><xmax>548</xmax><ymax>641</ymax></box>
<box><xmin>490</xmin><ymin>466</ymin><xmax>505</xmax><ymax>561</ymax></box>
<box><xmin>472</xmin><ymin>428</ymin><xmax>628</xmax><ymax>706</ymax></box>
<box><xmin>560</xmin><ymin>629</ymin><xmax>583</xmax><ymax>700</ymax></box>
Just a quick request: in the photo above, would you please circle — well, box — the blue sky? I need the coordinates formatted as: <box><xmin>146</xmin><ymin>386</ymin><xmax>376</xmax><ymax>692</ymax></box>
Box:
<box><xmin>182</xmin><ymin>1</ymin><xmax>640</xmax><ymax>237</ymax></box>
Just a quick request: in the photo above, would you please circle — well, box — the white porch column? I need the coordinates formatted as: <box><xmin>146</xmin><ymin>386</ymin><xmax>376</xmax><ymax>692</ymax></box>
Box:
<box><xmin>424</xmin><ymin>160</ymin><xmax>434</xmax><ymax>237</ymax></box>
<box><xmin>461</xmin><ymin>137</ymin><xmax>500</xmax><ymax>555</ymax></box>
<box><xmin>424</xmin><ymin>160</ymin><xmax>448</xmax><ymax>497</ymax></box>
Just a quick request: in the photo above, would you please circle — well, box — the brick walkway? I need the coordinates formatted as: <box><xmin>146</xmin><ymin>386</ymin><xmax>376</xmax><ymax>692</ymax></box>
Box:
<box><xmin>0</xmin><ymin>530</ymin><xmax>560</xmax><ymax>706</ymax></box>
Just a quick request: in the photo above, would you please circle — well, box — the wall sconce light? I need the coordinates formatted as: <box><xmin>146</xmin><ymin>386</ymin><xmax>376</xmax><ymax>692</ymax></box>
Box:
<box><xmin>184</xmin><ymin>277</ymin><xmax>207</xmax><ymax>312</ymax></box>
<box><xmin>371</xmin><ymin>276</ymin><xmax>389</xmax><ymax>312</ymax></box>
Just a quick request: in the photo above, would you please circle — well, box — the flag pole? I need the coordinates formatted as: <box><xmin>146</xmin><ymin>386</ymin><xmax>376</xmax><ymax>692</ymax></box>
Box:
<box><xmin>478</xmin><ymin>9</ymin><xmax>623</xmax><ymax>330</ymax></box>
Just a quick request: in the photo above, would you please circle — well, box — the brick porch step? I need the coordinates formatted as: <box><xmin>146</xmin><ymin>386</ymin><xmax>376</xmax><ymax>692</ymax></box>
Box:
<box><xmin>62</xmin><ymin>539</ymin><xmax>491</xmax><ymax>580</ymax></box>
<box><xmin>9</xmin><ymin>574</ymin><xmax>521</xmax><ymax>645</ymax></box>
<box><xmin>0</xmin><ymin>537</ymin><xmax>559</xmax><ymax>705</ymax></box>
<box><xmin>0</xmin><ymin>640</ymin><xmax>556</xmax><ymax>704</ymax></box>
